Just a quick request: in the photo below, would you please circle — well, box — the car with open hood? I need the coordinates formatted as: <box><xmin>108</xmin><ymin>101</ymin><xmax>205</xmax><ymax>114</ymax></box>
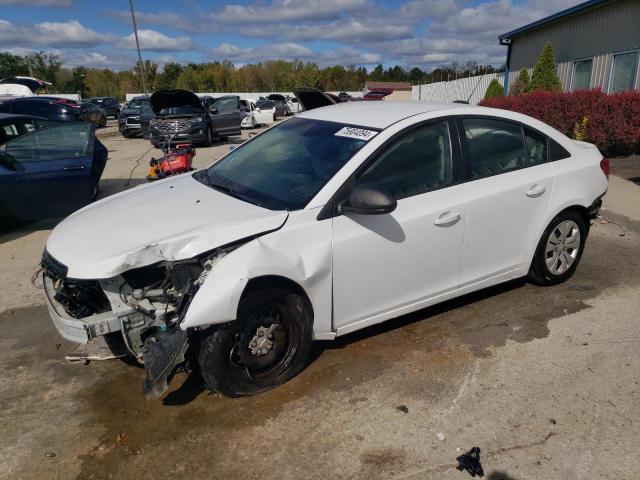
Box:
<box><xmin>42</xmin><ymin>101</ymin><xmax>607</xmax><ymax>400</ymax></box>
<box><xmin>148</xmin><ymin>89</ymin><xmax>241</xmax><ymax>148</ymax></box>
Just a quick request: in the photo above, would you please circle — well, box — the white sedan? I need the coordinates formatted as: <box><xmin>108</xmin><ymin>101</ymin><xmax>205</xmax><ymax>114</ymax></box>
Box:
<box><xmin>240</xmin><ymin>99</ymin><xmax>276</xmax><ymax>128</ymax></box>
<box><xmin>41</xmin><ymin>101</ymin><xmax>608</xmax><ymax>399</ymax></box>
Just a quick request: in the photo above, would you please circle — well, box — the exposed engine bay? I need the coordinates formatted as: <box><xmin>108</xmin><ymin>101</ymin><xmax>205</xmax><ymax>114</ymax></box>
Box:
<box><xmin>42</xmin><ymin>245</ymin><xmax>237</xmax><ymax>399</ymax></box>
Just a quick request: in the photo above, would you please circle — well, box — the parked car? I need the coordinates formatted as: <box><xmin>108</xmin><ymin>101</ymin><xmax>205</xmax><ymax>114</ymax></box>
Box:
<box><xmin>266</xmin><ymin>94</ymin><xmax>288</xmax><ymax>117</ymax></box>
<box><xmin>0</xmin><ymin>121</ymin><xmax>107</xmax><ymax>223</ymax></box>
<box><xmin>293</xmin><ymin>87</ymin><xmax>380</xmax><ymax>112</ymax></box>
<box><xmin>148</xmin><ymin>90</ymin><xmax>242</xmax><ymax>148</ymax></box>
<box><xmin>80</xmin><ymin>101</ymin><xmax>107</xmax><ymax>127</ymax></box>
<box><xmin>0</xmin><ymin>97</ymin><xmax>84</xmax><ymax>122</ymax></box>
<box><xmin>286</xmin><ymin>95</ymin><xmax>301</xmax><ymax>114</ymax></box>
<box><xmin>0</xmin><ymin>113</ymin><xmax>54</xmax><ymax>145</ymax></box>
<box><xmin>0</xmin><ymin>76</ymin><xmax>51</xmax><ymax>96</ymax></box>
<box><xmin>240</xmin><ymin>99</ymin><xmax>276</xmax><ymax>128</ymax></box>
<box><xmin>118</xmin><ymin>96</ymin><xmax>154</xmax><ymax>138</ymax></box>
<box><xmin>41</xmin><ymin>102</ymin><xmax>607</xmax><ymax>399</ymax></box>
<box><xmin>85</xmin><ymin>97</ymin><xmax>120</xmax><ymax>119</ymax></box>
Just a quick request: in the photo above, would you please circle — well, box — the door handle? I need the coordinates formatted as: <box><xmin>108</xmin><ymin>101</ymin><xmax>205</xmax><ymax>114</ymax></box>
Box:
<box><xmin>526</xmin><ymin>184</ymin><xmax>546</xmax><ymax>197</ymax></box>
<box><xmin>434</xmin><ymin>211</ymin><xmax>461</xmax><ymax>226</ymax></box>
<box><xmin>63</xmin><ymin>165</ymin><xmax>85</xmax><ymax>172</ymax></box>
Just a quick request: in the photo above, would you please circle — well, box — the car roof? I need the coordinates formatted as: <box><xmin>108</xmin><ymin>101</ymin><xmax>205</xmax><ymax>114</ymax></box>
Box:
<box><xmin>297</xmin><ymin>101</ymin><xmax>470</xmax><ymax>129</ymax></box>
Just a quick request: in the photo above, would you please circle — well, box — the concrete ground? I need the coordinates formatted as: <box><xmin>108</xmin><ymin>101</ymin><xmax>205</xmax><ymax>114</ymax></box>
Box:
<box><xmin>0</xmin><ymin>123</ymin><xmax>639</xmax><ymax>480</ymax></box>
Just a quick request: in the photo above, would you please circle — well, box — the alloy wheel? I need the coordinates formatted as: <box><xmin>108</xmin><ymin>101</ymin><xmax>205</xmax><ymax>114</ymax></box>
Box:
<box><xmin>545</xmin><ymin>219</ymin><xmax>581</xmax><ymax>275</ymax></box>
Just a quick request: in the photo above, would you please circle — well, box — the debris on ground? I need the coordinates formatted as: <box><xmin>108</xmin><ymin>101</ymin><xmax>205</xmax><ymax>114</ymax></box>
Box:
<box><xmin>395</xmin><ymin>405</ymin><xmax>409</xmax><ymax>413</ymax></box>
<box><xmin>45</xmin><ymin>451</ymin><xmax>56</xmax><ymax>458</ymax></box>
<box><xmin>436</xmin><ymin>432</ymin><xmax>445</xmax><ymax>441</ymax></box>
<box><xmin>456</xmin><ymin>446</ymin><xmax>484</xmax><ymax>477</ymax></box>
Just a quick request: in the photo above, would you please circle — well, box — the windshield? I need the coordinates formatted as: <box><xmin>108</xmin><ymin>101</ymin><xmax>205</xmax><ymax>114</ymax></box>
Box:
<box><xmin>256</xmin><ymin>101</ymin><xmax>274</xmax><ymax>109</ymax></box>
<box><xmin>128</xmin><ymin>98</ymin><xmax>148</xmax><ymax>109</ymax></box>
<box><xmin>196</xmin><ymin>117</ymin><xmax>377</xmax><ymax>210</ymax></box>
<box><xmin>158</xmin><ymin>105</ymin><xmax>202</xmax><ymax>116</ymax></box>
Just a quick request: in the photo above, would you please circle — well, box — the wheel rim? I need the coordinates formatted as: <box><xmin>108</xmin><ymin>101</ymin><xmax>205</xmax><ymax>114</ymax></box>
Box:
<box><xmin>545</xmin><ymin>219</ymin><xmax>581</xmax><ymax>275</ymax></box>
<box><xmin>228</xmin><ymin>305</ymin><xmax>299</xmax><ymax>382</ymax></box>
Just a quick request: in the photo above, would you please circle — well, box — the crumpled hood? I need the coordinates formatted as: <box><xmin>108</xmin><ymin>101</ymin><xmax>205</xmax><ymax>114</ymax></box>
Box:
<box><xmin>46</xmin><ymin>174</ymin><xmax>288</xmax><ymax>279</ymax></box>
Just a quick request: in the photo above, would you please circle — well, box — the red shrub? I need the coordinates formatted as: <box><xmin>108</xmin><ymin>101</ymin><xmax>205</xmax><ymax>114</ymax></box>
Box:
<box><xmin>479</xmin><ymin>89</ymin><xmax>640</xmax><ymax>157</ymax></box>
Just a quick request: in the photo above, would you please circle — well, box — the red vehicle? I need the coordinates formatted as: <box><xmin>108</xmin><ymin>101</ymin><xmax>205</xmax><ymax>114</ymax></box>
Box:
<box><xmin>147</xmin><ymin>143</ymin><xmax>196</xmax><ymax>181</ymax></box>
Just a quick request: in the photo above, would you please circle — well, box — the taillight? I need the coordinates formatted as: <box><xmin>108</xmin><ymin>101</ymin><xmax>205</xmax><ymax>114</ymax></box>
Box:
<box><xmin>600</xmin><ymin>158</ymin><xmax>610</xmax><ymax>179</ymax></box>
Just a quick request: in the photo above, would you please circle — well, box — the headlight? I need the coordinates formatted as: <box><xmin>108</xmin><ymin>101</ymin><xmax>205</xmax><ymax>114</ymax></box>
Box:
<box><xmin>192</xmin><ymin>117</ymin><xmax>203</xmax><ymax>123</ymax></box>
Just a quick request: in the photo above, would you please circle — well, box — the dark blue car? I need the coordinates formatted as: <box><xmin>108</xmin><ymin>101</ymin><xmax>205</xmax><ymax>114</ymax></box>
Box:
<box><xmin>0</xmin><ymin>118</ymin><xmax>107</xmax><ymax>223</ymax></box>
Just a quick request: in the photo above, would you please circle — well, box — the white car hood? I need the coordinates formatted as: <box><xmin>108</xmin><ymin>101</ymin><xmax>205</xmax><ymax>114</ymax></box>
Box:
<box><xmin>46</xmin><ymin>173</ymin><xmax>288</xmax><ymax>279</ymax></box>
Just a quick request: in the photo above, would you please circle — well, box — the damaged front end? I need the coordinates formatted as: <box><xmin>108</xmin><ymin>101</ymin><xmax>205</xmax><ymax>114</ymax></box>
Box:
<box><xmin>42</xmin><ymin>247</ymin><xmax>233</xmax><ymax>400</ymax></box>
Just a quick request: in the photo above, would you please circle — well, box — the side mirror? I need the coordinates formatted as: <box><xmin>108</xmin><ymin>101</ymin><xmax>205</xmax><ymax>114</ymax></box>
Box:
<box><xmin>208</xmin><ymin>106</ymin><xmax>219</xmax><ymax>114</ymax></box>
<box><xmin>339</xmin><ymin>185</ymin><xmax>397</xmax><ymax>215</ymax></box>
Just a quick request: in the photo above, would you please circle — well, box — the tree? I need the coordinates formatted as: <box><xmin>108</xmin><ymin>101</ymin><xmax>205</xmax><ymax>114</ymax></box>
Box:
<box><xmin>484</xmin><ymin>78</ymin><xmax>504</xmax><ymax>99</ymax></box>
<box><xmin>527</xmin><ymin>43</ymin><xmax>562</xmax><ymax>92</ymax></box>
<box><xmin>509</xmin><ymin>68</ymin><xmax>530</xmax><ymax>96</ymax></box>
<box><xmin>156</xmin><ymin>62</ymin><xmax>183</xmax><ymax>90</ymax></box>
<box><xmin>0</xmin><ymin>52</ymin><xmax>29</xmax><ymax>78</ymax></box>
<box><xmin>66</xmin><ymin>66</ymin><xmax>88</xmax><ymax>97</ymax></box>
<box><xmin>25</xmin><ymin>51</ymin><xmax>61</xmax><ymax>83</ymax></box>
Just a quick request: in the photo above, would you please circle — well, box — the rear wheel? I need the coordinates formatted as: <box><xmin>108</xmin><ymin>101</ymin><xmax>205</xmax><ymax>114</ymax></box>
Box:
<box><xmin>197</xmin><ymin>288</ymin><xmax>313</xmax><ymax>397</ymax></box>
<box><xmin>528</xmin><ymin>210</ymin><xmax>587</xmax><ymax>285</ymax></box>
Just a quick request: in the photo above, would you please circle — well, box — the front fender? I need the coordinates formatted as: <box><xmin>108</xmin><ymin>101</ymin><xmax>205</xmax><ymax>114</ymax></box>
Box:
<box><xmin>181</xmin><ymin>209</ymin><xmax>334</xmax><ymax>339</ymax></box>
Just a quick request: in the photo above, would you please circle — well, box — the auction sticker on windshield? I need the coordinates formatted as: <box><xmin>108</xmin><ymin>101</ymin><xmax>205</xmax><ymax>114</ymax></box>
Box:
<box><xmin>334</xmin><ymin>127</ymin><xmax>378</xmax><ymax>141</ymax></box>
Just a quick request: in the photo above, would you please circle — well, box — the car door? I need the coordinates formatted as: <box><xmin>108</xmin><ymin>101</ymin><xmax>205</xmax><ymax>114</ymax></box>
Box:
<box><xmin>457</xmin><ymin>117</ymin><xmax>555</xmax><ymax>286</ymax></box>
<box><xmin>331</xmin><ymin>120</ymin><xmax>467</xmax><ymax>333</ymax></box>
<box><xmin>0</xmin><ymin>122</ymin><xmax>96</xmax><ymax>220</ymax></box>
<box><xmin>210</xmin><ymin>97</ymin><xmax>241</xmax><ymax>137</ymax></box>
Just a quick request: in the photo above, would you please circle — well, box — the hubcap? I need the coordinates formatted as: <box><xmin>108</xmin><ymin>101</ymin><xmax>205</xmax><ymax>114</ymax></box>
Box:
<box><xmin>545</xmin><ymin>220</ymin><xmax>581</xmax><ymax>275</ymax></box>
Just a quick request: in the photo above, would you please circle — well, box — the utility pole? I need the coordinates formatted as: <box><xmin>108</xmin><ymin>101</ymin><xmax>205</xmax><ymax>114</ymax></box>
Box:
<box><xmin>128</xmin><ymin>0</ymin><xmax>147</xmax><ymax>95</ymax></box>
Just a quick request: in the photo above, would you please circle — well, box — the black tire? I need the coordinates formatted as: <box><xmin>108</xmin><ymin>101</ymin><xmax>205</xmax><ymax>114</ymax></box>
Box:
<box><xmin>201</xmin><ymin>127</ymin><xmax>213</xmax><ymax>147</ymax></box>
<box><xmin>218</xmin><ymin>135</ymin><xmax>228</xmax><ymax>142</ymax></box>
<box><xmin>197</xmin><ymin>288</ymin><xmax>313</xmax><ymax>397</ymax></box>
<box><xmin>528</xmin><ymin>209</ymin><xmax>587</xmax><ymax>286</ymax></box>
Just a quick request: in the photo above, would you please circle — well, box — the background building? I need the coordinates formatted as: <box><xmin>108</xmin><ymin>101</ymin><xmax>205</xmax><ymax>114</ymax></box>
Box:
<box><xmin>500</xmin><ymin>0</ymin><xmax>640</xmax><ymax>94</ymax></box>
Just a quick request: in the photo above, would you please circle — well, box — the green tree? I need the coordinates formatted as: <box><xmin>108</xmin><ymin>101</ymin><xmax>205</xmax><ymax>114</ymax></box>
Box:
<box><xmin>66</xmin><ymin>66</ymin><xmax>88</xmax><ymax>97</ymax></box>
<box><xmin>0</xmin><ymin>52</ymin><xmax>29</xmax><ymax>78</ymax></box>
<box><xmin>509</xmin><ymin>68</ymin><xmax>530</xmax><ymax>96</ymax></box>
<box><xmin>25</xmin><ymin>51</ymin><xmax>61</xmax><ymax>83</ymax></box>
<box><xmin>527</xmin><ymin>43</ymin><xmax>561</xmax><ymax>92</ymax></box>
<box><xmin>484</xmin><ymin>78</ymin><xmax>504</xmax><ymax>99</ymax></box>
<box><xmin>156</xmin><ymin>62</ymin><xmax>183</xmax><ymax>90</ymax></box>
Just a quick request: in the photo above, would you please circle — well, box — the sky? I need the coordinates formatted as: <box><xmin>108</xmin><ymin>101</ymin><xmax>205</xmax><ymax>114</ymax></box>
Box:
<box><xmin>0</xmin><ymin>0</ymin><xmax>582</xmax><ymax>71</ymax></box>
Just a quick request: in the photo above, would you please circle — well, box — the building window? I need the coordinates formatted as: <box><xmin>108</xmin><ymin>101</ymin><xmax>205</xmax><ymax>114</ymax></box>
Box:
<box><xmin>609</xmin><ymin>51</ymin><xmax>639</xmax><ymax>93</ymax></box>
<box><xmin>571</xmin><ymin>59</ymin><xmax>593</xmax><ymax>91</ymax></box>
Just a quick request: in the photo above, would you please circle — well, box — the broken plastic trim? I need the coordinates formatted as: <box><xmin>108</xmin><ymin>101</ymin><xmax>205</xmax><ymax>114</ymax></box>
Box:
<box><xmin>142</xmin><ymin>329</ymin><xmax>188</xmax><ymax>400</ymax></box>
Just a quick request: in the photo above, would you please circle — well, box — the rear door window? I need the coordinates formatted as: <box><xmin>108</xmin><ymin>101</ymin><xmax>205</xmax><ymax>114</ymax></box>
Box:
<box><xmin>462</xmin><ymin>118</ymin><xmax>525</xmax><ymax>179</ymax></box>
<box><xmin>524</xmin><ymin>127</ymin><xmax>548</xmax><ymax>166</ymax></box>
<box><xmin>5</xmin><ymin>123</ymin><xmax>93</xmax><ymax>162</ymax></box>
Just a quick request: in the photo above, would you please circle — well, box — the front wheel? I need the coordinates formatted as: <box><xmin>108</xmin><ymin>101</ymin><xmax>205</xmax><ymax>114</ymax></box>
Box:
<box><xmin>528</xmin><ymin>210</ymin><xmax>587</xmax><ymax>285</ymax></box>
<box><xmin>197</xmin><ymin>288</ymin><xmax>313</xmax><ymax>397</ymax></box>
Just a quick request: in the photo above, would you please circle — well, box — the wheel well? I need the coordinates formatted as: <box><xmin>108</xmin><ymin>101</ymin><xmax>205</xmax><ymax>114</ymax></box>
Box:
<box><xmin>240</xmin><ymin>275</ymin><xmax>314</xmax><ymax>320</ymax></box>
<box><xmin>559</xmin><ymin>205</ymin><xmax>591</xmax><ymax>229</ymax></box>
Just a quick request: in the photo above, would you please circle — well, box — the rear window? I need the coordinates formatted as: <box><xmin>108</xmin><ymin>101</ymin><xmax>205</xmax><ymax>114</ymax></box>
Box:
<box><xmin>549</xmin><ymin>138</ymin><xmax>571</xmax><ymax>160</ymax></box>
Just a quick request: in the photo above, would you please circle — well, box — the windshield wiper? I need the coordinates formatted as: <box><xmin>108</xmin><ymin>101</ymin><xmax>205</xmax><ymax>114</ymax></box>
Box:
<box><xmin>204</xmin><ymin>171</ymin><xmax>263</xmax><ymax>207</ymax></box>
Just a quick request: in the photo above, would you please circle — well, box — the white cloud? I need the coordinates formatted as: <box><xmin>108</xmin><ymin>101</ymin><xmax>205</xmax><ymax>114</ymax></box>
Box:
<box><xmin>118</xmin><ymin>29</ymin><xmax>194</xmax><ymax>52</ymax></box>
<box><xmin>241</xmin><ymin>19</ymin><xmax>413</xmax><ymax>42</ymax></box>
<box><xmin>108</xmin><ymin>9</ymin><xmax>220</xmax><ymax>34</ymax></box>
<box><xmin>0</xmin><ymin>19</ymin><xmax>110</xmax><ymax>48</ymax></box>
<box><xmin>0</xmin><ymin>0</ymin><xmax>71</xmax><ymax>5</ymax></box>
<box><xmin>209</xmin><ymin>42</ymin><xmax>382</xmax><ymax>66</ymax></box>
<box><xmin>218</xmin><ymin>0</ymin><xmax>369</xmax><ymax>24</ymax></box>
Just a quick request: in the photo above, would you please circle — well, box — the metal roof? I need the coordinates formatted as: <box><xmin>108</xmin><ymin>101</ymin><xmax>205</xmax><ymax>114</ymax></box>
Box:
<box><xmin>499</xmin><ymin>0</ymin><xmax>613</xmax><ymax>40</ymax></box>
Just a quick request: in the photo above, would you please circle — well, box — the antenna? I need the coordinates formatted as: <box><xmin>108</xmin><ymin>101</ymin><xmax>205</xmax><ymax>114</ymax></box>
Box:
<box><xmin>466</xmin><ymin>69</ymin><xmax>488</xmax><ymax>104</ymax></box>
